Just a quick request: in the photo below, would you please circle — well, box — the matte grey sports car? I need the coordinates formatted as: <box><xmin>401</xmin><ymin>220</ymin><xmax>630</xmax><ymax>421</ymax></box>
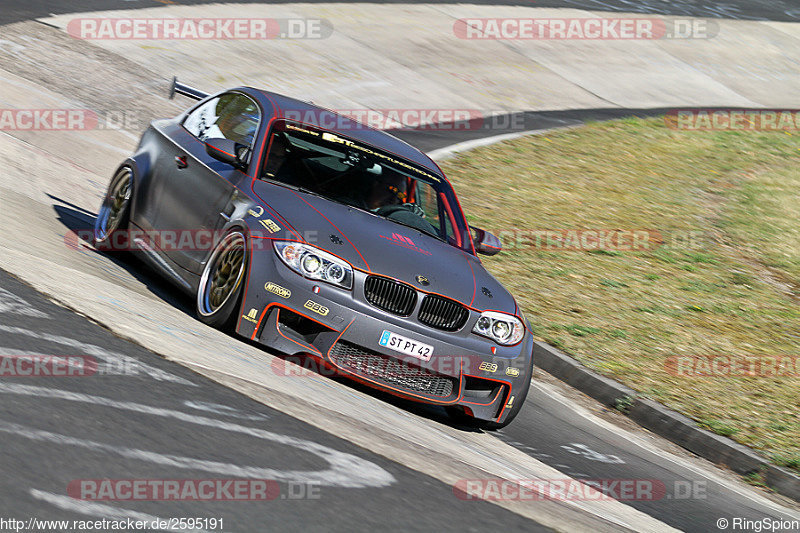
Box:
<box><xmin>93</xmin><ymin>78</ymin><xmax>533</xmax><ymax>428</ymax></box>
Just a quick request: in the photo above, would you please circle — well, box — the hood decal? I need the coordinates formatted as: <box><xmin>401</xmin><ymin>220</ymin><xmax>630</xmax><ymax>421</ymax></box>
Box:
<box><xmin>378</xmin><ymin>233</ymin><xmax>432</xmax><ymax>256</ymax></box>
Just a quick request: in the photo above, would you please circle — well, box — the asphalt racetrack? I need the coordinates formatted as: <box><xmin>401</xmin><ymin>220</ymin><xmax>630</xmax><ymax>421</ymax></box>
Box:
<box><xmin>0</xmin><ymin>1</ymin><xmax>799</xmax><ymax>532</ymax></box>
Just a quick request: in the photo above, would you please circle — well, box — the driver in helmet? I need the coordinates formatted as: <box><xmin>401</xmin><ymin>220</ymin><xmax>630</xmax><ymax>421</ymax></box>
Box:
<box><xmin>364</xmin><ymin>170</ymin><xmax>408</xmax><ymax>211</ymax></box>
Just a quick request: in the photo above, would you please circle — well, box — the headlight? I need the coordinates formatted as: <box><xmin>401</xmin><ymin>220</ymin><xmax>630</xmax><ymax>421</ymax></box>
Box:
<box><xmin>472</xmin><ymin>311</ymin><xmax>524</xmax><ymax>345</ymax></box>
<box><xmin>274</xmin><ymin>242</ymin><xmax>354</xmax><ymax>290</ymax></box>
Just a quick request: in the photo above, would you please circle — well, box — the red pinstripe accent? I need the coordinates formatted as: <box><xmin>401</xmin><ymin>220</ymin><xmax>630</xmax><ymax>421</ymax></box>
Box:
<box><xmin>439</xmin><ymin>192</ymin><xmax>462</xmax><ymax>249</ymax></box>
<box><xmin>353</xmin><ymin>269</ymin><xmax>482</xmax><ymax>312</ymax></box>
<box><xmin>247</xmin><ymin>114</ymin><xmax>273</xmax><ymax>180</ymax></box>
<box><xmin>174</xmin><ymin>113</ymin><xmax>306</xmax><ymax>246</ymax></box>
<box><xmin>497</xmin><ymin>384</ymin><xmax>512</xmax><ymax>419</ymax></box>
<box><xmin>171</xmin><ymin>128</ymin><xmax>252</xmax><ymax>190</ymax></box>
<box><xmin>428</xmin><ymin>158</ymin><xmax>476</xmax><ymax>256</ymax></box>
<box><xmin>290</xmin><ymin>190</ymin><xmax>371</xmax><ymax>271</ymax></box>
<box><xmin>180</xmin><ymin>90</ymin><xmax>264</xmax><ymax>180</ymax></box>
<box><xmin>323</xmin><ymin>333</ymin><xmax>463</xmax><ymax>405</ymax></box>
<box><xmin>461</xmin><ymin>385</ymin><xmax>503</xmax><ymax>407</ymax></box>
<box><xmin>207</xmin><ymin>143</ymin><xmax>235</xmax><ymax>158</ymax></box>
<box><xmin>258</xmin><ymin>90</ymin><xmax>280</xmax><ymax>114</ymax></box>
<box><xmin>463</xmin><ymin>373</ymin><xmax>513</xmax><ymax>419</ymax></box>
<box><xmin>461</xmin><ymin>374</ymin><xmax>512</xmax><ymax>387</ymax></box>
<box><xmin>235</xmin><ymin>227</ymin><xmax>252</xmax><ymax>332</ymax></box>
<box><xmin>479</xmin><ymin>307</ymin><xmax>522</xmax><ymax>316</ymax></box>
<box><xmin>248</xmin><ymin>118</ymin><xmax>306</xmax><ymax>243</ymax></box>
<box><xmin>276</xmin><ymin>329</ymin><xmax>456</xmax><ymax>405</ymax></box>
<box><xmin>273</xmin><ymin>308</ymin><xmax>323</xmax><ymax>356</ymax></box>
<box><xmin>252</xmin><ymin>302</ymin><xmax>335</xmax><ymax>341</ymax></box>
<box><xmin>249</xmin><ymin>236</ymin><xmax>303</xmax><ymax>242</ymax></box>
<box><xmin>255</xmin><ymin>114</ymin><xmax>474</xmax><ymax>258</ymax></box>
<box><xmin>326</xmin><ymin>362</ymin><xmax>463</xmax><ymax>405</ymax></box>
<box><xmin>275</xmin><ymin>239</ymin><xmax>358</xmax><ymax>272</ymax></box>
<box><xmin>465</xmin><ymin>255</ymin><xmax>477</xmax><ymax>307</ymax></box>
<box><xmin>324</xmin><ymin>318</ymin><xmax>356</xmax><ymax>358</ymax></box>
<box><xmin>176</xmin><ymin>100</ymin><xmax>294</xmax><ymax>241</ymax></box>
<box><xmin>252</xmin><ymin>305</ymin><xmax>272</xmax><ymax>340</ymax></box>
<box><xmin>246</xmin><ymin>193</ymin><xmax>305</xmax><ymax>243</ymax></box>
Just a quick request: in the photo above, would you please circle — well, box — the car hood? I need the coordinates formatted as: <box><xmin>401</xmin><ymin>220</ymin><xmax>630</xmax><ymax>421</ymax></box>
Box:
<box><xmin>251</xmin><ymin>181</ymin><xmax>517</xmax><ymax>314</ymax></box>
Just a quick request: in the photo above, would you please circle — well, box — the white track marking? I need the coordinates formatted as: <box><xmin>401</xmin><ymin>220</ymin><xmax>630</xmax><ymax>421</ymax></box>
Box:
<box><xmin>0</xmin><ymin>325</ymin><xmax>194</xmax><ymax>385</ymax></box>
<box><xmin>427</xmin><ymin>125</ymin><xmax>579</xmax><ymax>161</ymax></box>
<box><xmin>0</xmin><ymin>383</ymin><xmax>395</xmax><ymax>488</ymax></box>
<box><xmin>30</xmin><ymin>489</ymin><xmax>207</xmax><ymax>532</ymax></box>
<box><xmin>183</xmin><ymin>400</ymin><xmax>269</xmax><ymax>421</ymax></box>
<box><xmin>561</xmin><ymin>443</ymin><xmax>626</xmax><ymax>464</ymax></box>
<box><xmin>532</xmin><ymin>380</ymin><xmax>800</xmax><ymax>519</ymax></box>
<box><xmin>0</xmin><ymin>287</ymin><xmax>48</xmax><ymax>317</ymax></box>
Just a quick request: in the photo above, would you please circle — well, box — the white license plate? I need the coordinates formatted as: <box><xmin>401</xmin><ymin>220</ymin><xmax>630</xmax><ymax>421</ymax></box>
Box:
<box><xmin>378</xmin><ymin>330</ymin><xmax>433</xmax><ymax>361</ymax></box>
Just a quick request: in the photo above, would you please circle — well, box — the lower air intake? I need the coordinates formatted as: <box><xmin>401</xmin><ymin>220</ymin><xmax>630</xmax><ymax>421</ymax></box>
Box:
<box><xmin>329</xmin><ymin>341</ymin><xmax>455</xmax><ymax>397</ymax></box>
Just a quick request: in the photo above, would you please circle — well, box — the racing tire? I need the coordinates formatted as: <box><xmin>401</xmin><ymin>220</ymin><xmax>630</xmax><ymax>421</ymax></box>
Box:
<box><xmin>197</xmin><ymin>230</ymin><xmax>248</xmax><ymax>330</ymax></box>
<box><xmin>93</xmin><ymin>167</ymin><xmax>133</xmax><ymax>253</ymax></box>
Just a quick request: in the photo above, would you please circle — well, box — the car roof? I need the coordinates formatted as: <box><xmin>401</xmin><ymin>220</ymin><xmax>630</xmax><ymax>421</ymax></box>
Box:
<box><xmin>248</xmin><ymin>89</ymin><xmax>444</xmax><ymax>177</ymax></box>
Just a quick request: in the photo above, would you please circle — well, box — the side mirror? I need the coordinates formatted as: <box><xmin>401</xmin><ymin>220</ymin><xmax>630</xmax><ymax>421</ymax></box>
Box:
<box><xmin>470</xmin><ymin>226</ymin><xmax>502</xmax><ymax>256</ymax></box>
<box><xmin>206</xmin><ymin>138</ymin><xmax>250</xmax><ymax>170</ymax></box>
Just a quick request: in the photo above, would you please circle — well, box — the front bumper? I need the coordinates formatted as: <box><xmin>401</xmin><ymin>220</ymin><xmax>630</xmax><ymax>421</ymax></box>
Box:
<box><xmin>236</xmin><ymin>247</ymin><xmax>534</xmax><ymax>424</ymax></box>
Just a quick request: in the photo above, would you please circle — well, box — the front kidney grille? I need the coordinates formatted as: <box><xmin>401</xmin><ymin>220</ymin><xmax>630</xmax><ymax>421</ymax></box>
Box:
<box><xmin>418</xmin><ymin>294</ymin><xmax>469</xmax><ymax>331</ymax></box>
<box><xmin>330</xmin><ymin>340</ymin><xmax>455</xmax><ymax>397</ymax></box>
<box><xmin>364</xmin><ymin>275</ymin><xmax>417</xmax><ymax>316</ymax></box>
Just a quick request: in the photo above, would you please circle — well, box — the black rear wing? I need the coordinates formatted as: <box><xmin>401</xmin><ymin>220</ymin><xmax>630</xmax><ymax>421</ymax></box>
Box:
<box><xmin>169</xmin><ymin>76</ymin><xmax>209</xmax><ymax>101</ymax></box>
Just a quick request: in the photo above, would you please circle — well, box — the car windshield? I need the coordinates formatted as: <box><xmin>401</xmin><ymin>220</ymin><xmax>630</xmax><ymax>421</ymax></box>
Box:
<box><xmin>260</xmin><ymin>122</ymin><xmax>471</xmax><ymax>251</ymax></box>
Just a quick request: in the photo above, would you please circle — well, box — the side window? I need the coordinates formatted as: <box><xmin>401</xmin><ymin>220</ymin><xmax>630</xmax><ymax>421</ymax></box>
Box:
<box><xmin>183</xmin><ymin>93</ymin><xmax>260</xmax><ymax>148</ymax></box>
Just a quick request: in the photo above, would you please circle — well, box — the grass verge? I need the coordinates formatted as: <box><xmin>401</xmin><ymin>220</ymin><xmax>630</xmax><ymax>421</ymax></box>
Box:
<box><xmin>442</xmin><ymin>116</ymin><xmax>800</xmax><ymax>472</ymax></box>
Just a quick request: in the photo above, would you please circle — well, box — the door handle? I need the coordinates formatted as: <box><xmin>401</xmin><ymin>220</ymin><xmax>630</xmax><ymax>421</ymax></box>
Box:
<box><xmin>175</xmin><ymin>155</ymin><xmax>188</xmax><ymax>169</ymax></box>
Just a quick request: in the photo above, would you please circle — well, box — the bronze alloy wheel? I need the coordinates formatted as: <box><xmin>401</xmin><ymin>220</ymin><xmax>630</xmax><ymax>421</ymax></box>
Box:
<box><xmin>198</xmin><ymin>231</ymin><xmax>247</xmax><ymax>318</ymax></box>
<box><xmin>94</xmin><ymin>167</ymin><xmax>132</xmax><ymax>246</ymax></box>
